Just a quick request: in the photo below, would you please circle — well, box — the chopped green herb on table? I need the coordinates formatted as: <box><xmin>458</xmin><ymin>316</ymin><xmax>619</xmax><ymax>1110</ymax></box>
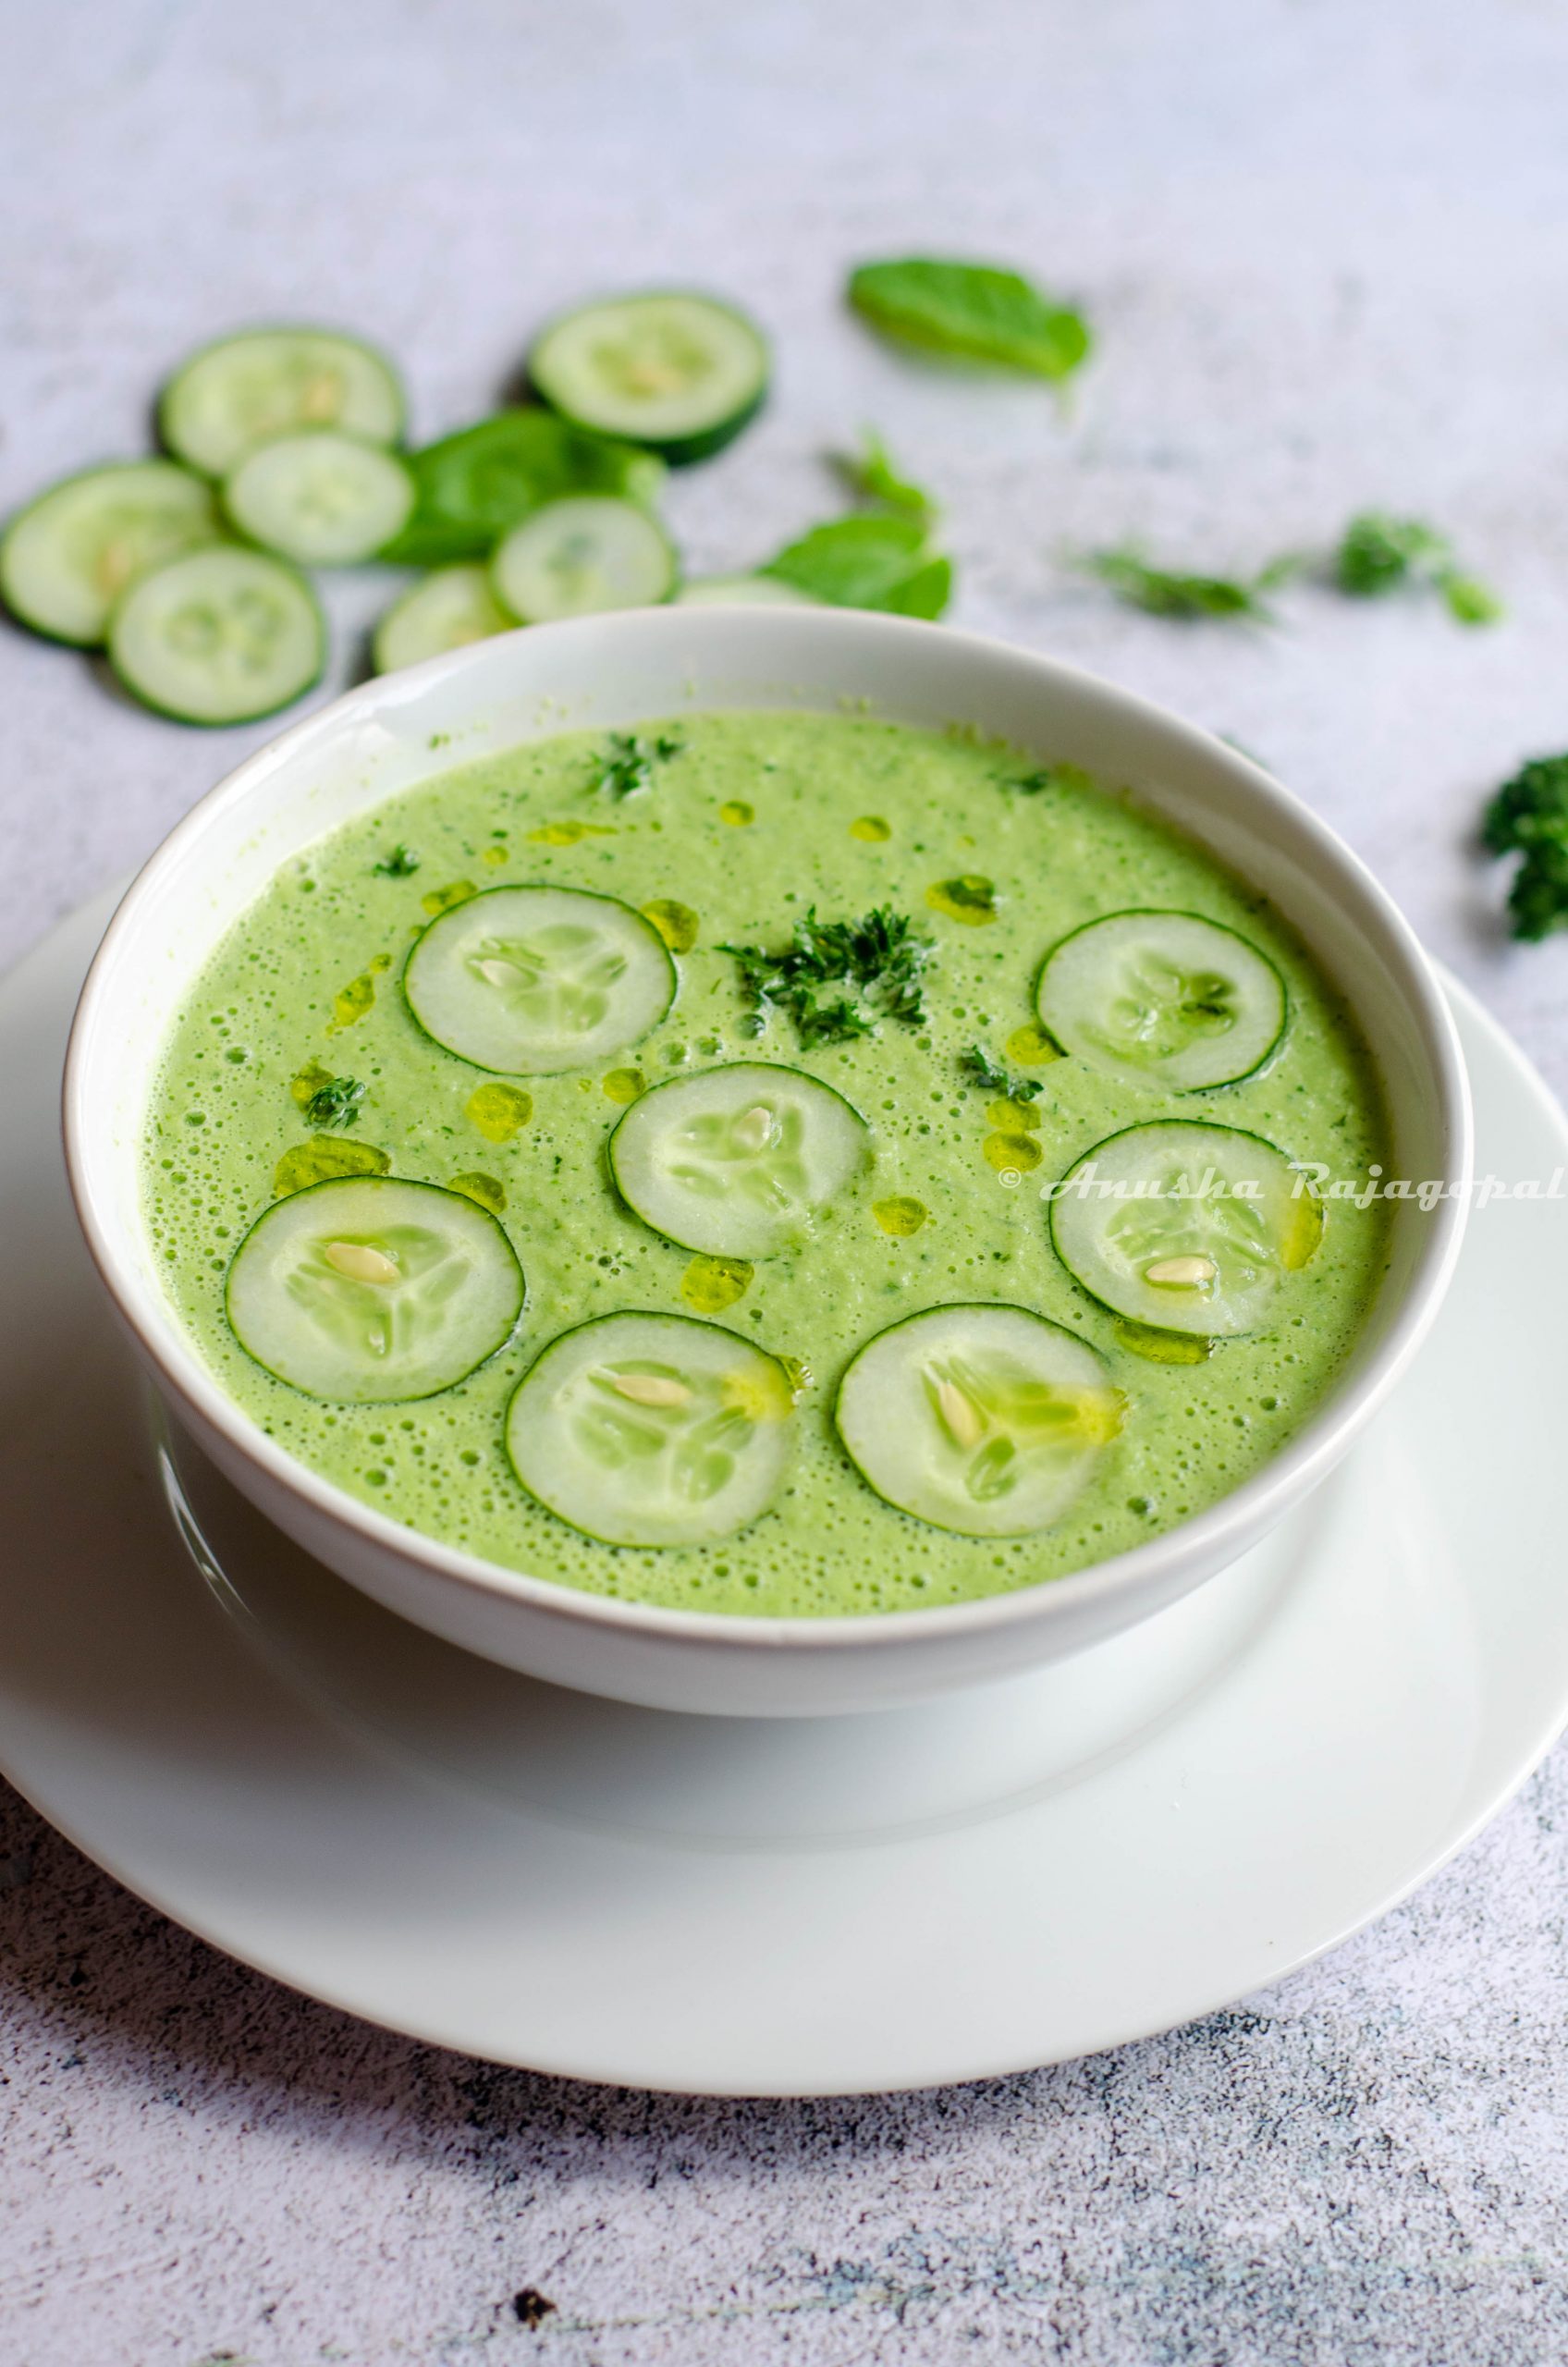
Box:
<box><xmin>1483</xmin><ymin>754</ymin><xmax>1568</xmax><ymax>939</ymax></box>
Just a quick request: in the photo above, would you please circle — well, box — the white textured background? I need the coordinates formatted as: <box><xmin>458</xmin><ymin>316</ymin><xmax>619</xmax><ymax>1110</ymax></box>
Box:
<box><xmin>6</xmin><ymin>3</ymin><xmax>1568</xmax><ymax>2361</ymax></box>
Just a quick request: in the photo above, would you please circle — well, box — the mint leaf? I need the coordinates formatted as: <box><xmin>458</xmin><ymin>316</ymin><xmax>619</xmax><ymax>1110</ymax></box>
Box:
<box><xmin>380</xmin><ymin>411</ymin><xmax>666</xmax><ymax>567</ymax></box>
<box><xmin>764</xmin><ymin>514</ymin><xmax>952</xmax><ymax>618</ymax></box>
<box><xmin>834</xmin><ymin>429</ymin><xmax>936</xmax><ymax>521</ymax></box>
<box><xmin>848</xmin><ymin>258</ymin><xmax>1090</xmax><ymax>381</ymax></box>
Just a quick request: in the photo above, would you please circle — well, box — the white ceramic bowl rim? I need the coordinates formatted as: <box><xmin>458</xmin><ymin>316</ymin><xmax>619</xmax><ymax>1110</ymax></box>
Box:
<box><xmin>63</xmin><ymin>609</ymin><xmax>1473</xmax><ymax>1663</ymax></box>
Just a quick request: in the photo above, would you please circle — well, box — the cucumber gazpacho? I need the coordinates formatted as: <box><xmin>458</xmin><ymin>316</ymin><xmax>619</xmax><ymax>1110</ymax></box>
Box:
<box><xmin>142</xmin><ymin>711</ymin><xmax>1389</xmax><ymax>1616</ymax></box>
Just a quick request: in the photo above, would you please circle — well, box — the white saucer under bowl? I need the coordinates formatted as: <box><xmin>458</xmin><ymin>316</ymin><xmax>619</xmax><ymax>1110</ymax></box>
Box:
<box><xmin>3</xmin><ymin>895</ymin><xmax>1565</xmax><ymax>2096</ymax></box>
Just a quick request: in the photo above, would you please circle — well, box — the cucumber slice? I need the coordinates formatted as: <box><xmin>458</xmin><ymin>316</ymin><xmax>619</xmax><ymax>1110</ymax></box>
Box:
<box><xmin>505</xmin><ymin>1310</ymin><xmax>796</xmax><ymax>1546</ymax></box>
<box><xmin>609</xmin><ymin>1062</ymin><xmax>870</xmax><ymax>1257</ymax></box>
<box><xmin>160</xmin><ymin>327</ymin><xmax>405</xmax><ymax>477</ymax></box>
<box><xmin>0</xmin><ymin>461</ymin><xmax>222</xmax><ymax>646</ymax></box>
<box><xmin>834</xmin><ymin>1304</ymin><xmax>1122</xmax><ymax>1539</ymax></box>
<box><xmin>372</xmin><ymin>563</ymin><xmax>514</xmax><ymax>674</ymax></box>
<box><xmin>1036</xmin><ymin>910</ymin><xmax>1286</xmax><ymax>1092</ymax></box>
<box><xmin>379</xmin><ymin>411</ymin><xmax>667</xmax><ymax>567</ymax></box>
<box><xmin>223</xmin><ymin>430</ymin><xmax>415</xmax><ymax>566</ymax></box>
<box><xmin>674</xmin><ymin>573</ymin><xmax>820</xmax><ymax>607</ymax></box>
<box><xmin>489</xmin><ymin>496</ymin><xmax>677</xmax><ymax>621</ymax></box>
<box><xmin>107</xmin><ymin>546</ymin><xmax>325</xmax><ymax>725</ymax></box>
<box><xmin>529</xmin><ymin>292</ymin><xmax>769</xmax><ymax>464</ymax></box>
<box><xmin>1049</xmin><ymin>1121</ymin><xmax>1322</xmax><ymax>1338</ymax></box>
<box><xmin>404</xmin><ymin>884</ymin><xmax>676</xmax><ymax>1074</ymax></box>
<box><xmin>226</xmin><ymin>1176</ymin><xmax>523</xmax><ymax>1403</ymax></box>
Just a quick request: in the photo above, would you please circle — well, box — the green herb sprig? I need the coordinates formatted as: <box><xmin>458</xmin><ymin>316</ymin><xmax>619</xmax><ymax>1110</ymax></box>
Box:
<box><xmin>720</xmin><ymin>906</ymin><xmax>932</xmax><ymax>1048</ymax></box>
<box><xmin>303</xmin><ymin>1074</ymin><xmax>367</xmax><ymax>1129</ymax></box>
<box><xmin>1079</xmin><ymin>547</ymin><xmax>1297</xmax><ymax>622</ymax></box>
<box><xmin>764</xmin><ymin>512</ymin><xmax>952</xmax><ymax>619</ymax></box>
<box><xmin>960</xmin><ymin>1043</ymin><xmax>1043</xmax><ymax>1101</ymax></box>
<box><xmin>373</xmin><ymin>844</ymin><xmax>420</xmax><ymax>877</ymax></box>
<box><xmin>833</xmin><ymin>428</ymin><xmax>936</xmax><ymax>521</ymax></box>
<box><xmin>1482</xmin><ymin>754</ymin><xmax>1568</xmax><ymax>939</ymax></box>
<box><xmin>1335</xmin><ymin>512</ymin><xmax>1502</xmax><ymax>626</ymax></box>
<box><xmin>596</xmin><ymin>731</ymin><xmax>682</xmax><ymax>800</ymax></box>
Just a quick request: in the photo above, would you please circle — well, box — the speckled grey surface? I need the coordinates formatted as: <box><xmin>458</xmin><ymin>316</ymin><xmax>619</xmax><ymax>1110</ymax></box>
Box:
<box><xmin>5</xmin><ymin>3</ymin><xmax>1568</xmax><ymax>2360</ymax></box>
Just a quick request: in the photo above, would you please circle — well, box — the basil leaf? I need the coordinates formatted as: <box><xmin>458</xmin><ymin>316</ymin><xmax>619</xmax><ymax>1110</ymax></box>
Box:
<box><xmin>848</xmin><ymin>258</ymin><xmax>1090</xmax><ymax>381</ymax></box>
<box><xmin>764</xmin><ymin>513</ymin><xmax>951</xmax><ymax>617</ymax></box>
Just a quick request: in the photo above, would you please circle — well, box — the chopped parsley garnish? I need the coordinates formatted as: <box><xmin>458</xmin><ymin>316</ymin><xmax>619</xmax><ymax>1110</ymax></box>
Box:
<box><xmin>373</xmin><ymin>844</ymin><xmax>420</xmax><ymax>877</ymax></box>
<box><xmin>1482</xmin><ymin>754</ymin><xmax>1568</xmax><ymax>939</ymax></box>
<box><xmin>961</xmin><ymin>1043</ymin><xmax>1043</xmax><ymax>1100</ymax></box>
<box><xmin>834</xmin><ymin>428</ymin><xmax>936</xmax><ymax>521</ymax></box>
<box><xmin>1334</xmin><ymin>512</ymin><xmax>1501</xmax><ymax>626</ymax></box>
<box><xmin>596</xmin><ymin>731</ymin><xmax>682</xmax><ymax>800</ymax></box>
<box><xmin>719</xmin><ymin>906</ymin><xmax>932</xmax><ymax>1048</ymax></box>
<box><xmin>303</xmin><ymin>1074</ymin><xmax>367</xmax><ymax>1129</ymax></box>
<box><xmin>1081</xmin><ymin>547</ymin><xmax>1294</xmax><ymax>622</ymax></box>
<box><xmin>847</xmin><ymin>258</ymin><xmax>1091</xmax><ymax>383</ymax></box>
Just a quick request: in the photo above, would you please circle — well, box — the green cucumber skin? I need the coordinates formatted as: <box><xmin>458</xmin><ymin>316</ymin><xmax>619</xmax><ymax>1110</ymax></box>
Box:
<box><xmin>225</xmin><ymin>1174</ymin><xmax>525</xmax><ymax>1402</ymax></box>
<box><xmin>1036</xmin><ymin>908</ymin><xmax>1288</xmax><ymax>1092</ymax></box>
<box><xmin>526</xmin><ymin>293</ymin><xmax>770</xmax><ymax>466</ymax></box>
<box><xmin>158</xmin><ymin>325</ymin><xmax>408</xmax><ymax>478</ymax></box>
<box><xmin>400</xmin><ymin>883</ymin><xmax>679</xmax><ymax>1074</ymax></box>
<box><xmin>106</xmin><ymin>555</ymin><xmax>326</xmax><ymax>729</ymax></box>
<box><xmin>532</xmin><ymin>384</ymin><xmax>766</xmax><ymax>469</ymax></box>
<box><xmin>0</xmin><ymin>460</ymin><xmax>223</xmax><ymax>649</ymax></box>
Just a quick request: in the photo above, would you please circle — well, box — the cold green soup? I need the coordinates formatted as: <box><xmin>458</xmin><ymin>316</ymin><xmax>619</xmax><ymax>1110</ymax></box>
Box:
<box><xmin>143</xmin><ymin>710</ymin><xmax>1389</xmax><ymax>1616</ymax></box>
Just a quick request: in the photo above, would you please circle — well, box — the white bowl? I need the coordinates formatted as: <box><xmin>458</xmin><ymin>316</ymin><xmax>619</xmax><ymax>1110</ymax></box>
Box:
<box><xmin>64</xmin><ymin>609</ymin><xmax>1472</xmax><ymax>1715</ymax></box>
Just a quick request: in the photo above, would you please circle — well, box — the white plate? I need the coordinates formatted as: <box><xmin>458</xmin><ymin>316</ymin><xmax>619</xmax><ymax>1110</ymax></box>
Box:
<box><xmin>3</xmin><ymin>895</ymin><xmax>1565</xmax><ymax>2097</ymax></box>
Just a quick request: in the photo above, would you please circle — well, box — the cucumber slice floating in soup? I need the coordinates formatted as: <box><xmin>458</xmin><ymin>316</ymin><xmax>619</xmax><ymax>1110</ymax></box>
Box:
<box><xmin>834</xmin><ymin>1304</ymin><xmax>1123</xmax><ymax>1539</ymax></box>
<box><xmin>0</xmin><ymin>461</ymin><xmax>222</xmax><ymax>646</ymax></box>
<box><xmin>107</xmin><ymin>546</ymin><xmax>325</xmax><ymax>725</ymax></box>
<box><xmin>505</xmin><ymin>1310</ymin><xmax>797</xmax><ymax>1546</ymax></box>
<box><xmin>223</xmin><ymin>430</ymin><xmax>416</xmax><ymax>565</ymax></box>
<box><xmin>609</xmin><ymin>1062</ymin><xmax>871</xmax><ymax>1257</ymax></box>
<box><xmin>1036</xmin><ymin>910</ymin><xmax>1286</xmax><ymax>1092</ymax></box>
<box><xmin>160</xmin><ymin>327</ymin><xmax>405</xmax><ymax>477</ymax></box>
<box><xmin>529</xmin><ymin>292</ymin><xmax>769</xmax><ymax>464</ymax></box>
<box><xmin>226</xmin><ymin>1176</ymin><xmax>524</xmax><ymax>1403</ymax></box>
<box><xmin>404</xmin><ymin>884</ymin><xmax>676</xmax><ymax>1073</ymax></box>
<box><xmin>489</xmin><ymin>496</ymin><xmax>677</xmax><ymax>620</ymax></box>
<box><xmin>372</xmin><ymin>563</ymin><xmax>515</xmax><ymax>674</ymax></box>
<box><xmin>673</xmin><ymin>573</ymin><xmax>820</xmax><ymax>607</ymax></box>
<box><xmin>1049</xmin><ymin>1121</ymin><xmax>1321</xmax><ymax>1338</ymax></box>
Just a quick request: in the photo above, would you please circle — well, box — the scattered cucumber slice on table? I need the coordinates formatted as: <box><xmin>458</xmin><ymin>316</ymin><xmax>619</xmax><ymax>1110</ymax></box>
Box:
<box><xmin>1035</xmin><ymin>910</ymin><xmax>1286</xmax><ymax>1091</ymax></box>
<box><xmin>373</xmin><ymin>563</ymin><xmax>515</xmax><ymax>674</ymax></box>
<box><xmin>834</xmin><ymin>1304</ymin><xmax>1123</xmax><ymax>1539</ymax></box>
<box><xmin>529</xmin><ymin>292</ymin><xmax>769</xmax><ymax>464</ymax></box>
<box><xmin>404</xmin><ymin>884</ymin><xmax>676</xmax><ymax>1073</ymax></box>
<box><xmin>107</xmin><ymin>546</ymin><xmax>325</xmax><ymax>725</ymax></box>
<box><xmin>609</xmin><ymin>1062</ymin><xmax>870</xmax><ymax>1257</ymax></box>
<box><xmin>505</xmin><ymin>1310</ymin><xmax>798</xmax><ymax>1546</ymax></box>
<box><xmin>160</xmin><ymin>327</ymin><xmax>405</xmax><ymax>477</ymax></box>
<box><xmin>0</xmin><ymin>460</ymin><xmax>221</xmax><ymax>645</ymax></box>
<box><xmin>674</xmin><ymin>573</ymin><xmax>820</xmax><ymax>607</ymax></box>
<box><xmin>380</xmin><ymin>411</ymin><xmax>667</xmax><ymax>568</ymax></box>
<box><xmin>490</xmin><ymin>495</ymin><xmax>677</xmax><ymax>620</ymax></box>
<box><xmin>226</xmin><ymin>1176</ymin><xmax>524</xmax><ymax>1403</ymax></box>
<box><xmin>1049</xmin><ymin>1121</ymin><xmax>1322</xmax><ymax>1338</ymax></box>
<box><xmin>222</xmin><ymin>429</ymin><xmax>415</xmax><ymax>565</ymax></box>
